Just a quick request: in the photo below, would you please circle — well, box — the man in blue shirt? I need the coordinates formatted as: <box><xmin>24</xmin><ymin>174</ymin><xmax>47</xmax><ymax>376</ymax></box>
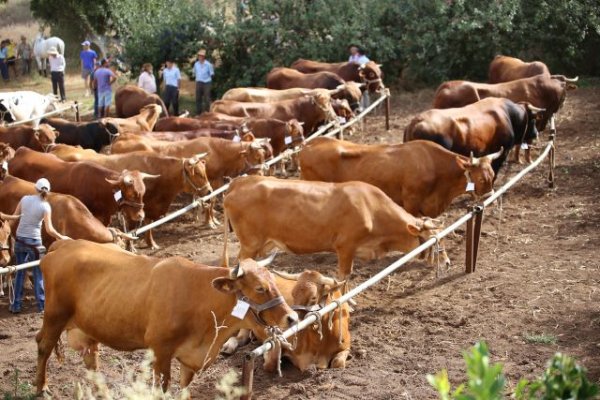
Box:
<box><xmin>93</xmin><ymin>59</ymin><xmax>117</xmax><ymax>117</ymax></box>
<box><xmin>160</xmin><ymin>59</ymin><xmax>181</xmax><ymax>116</ymax></box>
<box><xmin>193</xmin><ymin>49</ymin><xmax>214</xmax><ymax>114</ymax></box>
<box><xmin>80</xmin><ymin>41</ymin><xmax>98</xmax><ymax>97</ymax></box>
<box><xmin>0</xmin><ymin>41</ymin><xmax>9</xmax><ymax>83</ymax></box>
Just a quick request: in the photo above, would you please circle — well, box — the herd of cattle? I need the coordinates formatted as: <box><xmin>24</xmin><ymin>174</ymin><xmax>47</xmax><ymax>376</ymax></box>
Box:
<box><xmin>0</xmin><ymin>55</ymin><xmax>577</xmax><ymax>395</ymax></box>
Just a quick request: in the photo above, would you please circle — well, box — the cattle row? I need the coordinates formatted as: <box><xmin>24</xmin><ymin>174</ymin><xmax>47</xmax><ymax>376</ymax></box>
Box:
<box><xmin>0</xmin><ymin>54</ymin><xmax>575</xmax><ymax>395</ymax></box>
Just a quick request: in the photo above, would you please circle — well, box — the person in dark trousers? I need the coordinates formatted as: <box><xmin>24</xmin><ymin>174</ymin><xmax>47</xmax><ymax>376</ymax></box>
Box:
<box><xmin>0</xmin><ymin>41</ymin><xmax>9</xmax><ymax>82</ymax></box>
<box><xmin>48</xmin><ymin>46</ymin><xmax>66</xmax><ymax>101</ymax></box>
<box><xmin>2</xmin><ymin>178</ymin><xmax>70</xmax><ymax>314</ymax></box>
<box><xmin>16</xmin><ymin>36</ymin><xmax>32</xmax><ymax>76</ymax></box>
<box><xmin>193</xmin><ymin>49</ymin><xmax>214</xmax><ymax>114</ymax></box>
<box><xmin>90</xmin><ymin>61</ymin><xmax>100</xmax><ymax>118</ymax></box>
<box><xmin>160</xmin><ymin>59</ymin><xmax>181</xmax><ymax>116</ymax></box>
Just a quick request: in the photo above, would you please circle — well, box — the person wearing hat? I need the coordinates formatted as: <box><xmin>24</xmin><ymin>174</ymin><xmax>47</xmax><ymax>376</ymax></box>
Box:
<box><xmin>348</xmin><ymin>44</ymin><xmax>369</xmax><ymax>65</ymax></box>
<box><xmin>80</xmin><ymin>40</ymin><xmax>98</xmax><ymax>97</ymax></box>
<box><xmin>193</xmin><ymin>48</ymin><xmax>214</xmax><ymax>114</ymax></box>
<box><xmin>160</xmin><ymin>59</ymin><xmax>181</xmax><ymax>116</ymax></box>
<box><xmin>48</xmin><ymin>46</ymin><xmax>66</xmax><ymax>101</ymax></box>
<box><xmin>2</xmin><ymin>178</ymin><xmax>70</xmax><ymax>313</ymax></box>
<box><xmin>16</xmin><ymin>35</ymin><xmax>32</xmax><ymax>76</ymax></box>
<box><xmin>93</xmin><ymin>58</ymin><xmax>117</xmax><ymax>117</ymax></box>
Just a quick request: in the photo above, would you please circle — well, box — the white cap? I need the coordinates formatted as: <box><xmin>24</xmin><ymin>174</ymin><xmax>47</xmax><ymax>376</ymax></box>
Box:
<box><xmin>35</xmin><ymin>178</ymin><xmax>50</xmax><ymax>192</ymax></box>
<box><xmin>81</xmin><ymin>40</ymin><xmax>91</xmax><ymax>46</ymax></box>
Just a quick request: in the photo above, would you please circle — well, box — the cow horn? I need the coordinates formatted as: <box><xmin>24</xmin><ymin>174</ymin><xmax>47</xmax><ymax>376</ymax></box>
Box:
<box><xmin>377</xmin><ymin>63</ymin><xmax>383</xmax><ymax>68</ymax></box>
<box><xmin>0</xmin><ymin>212</ymin><xmax>21</xmax><ymax>221</ymax></box>
<box><xmin>140</xmin><ymin>173</ymin><xmax>160</xmax><ymax>180</ymax></box>
<box><xmin>469</xmin><ymin>151</ymin><xmax>480</xmax><ymax>166</ymax></box>
<box><xmin>123</xmin><ymin>175</ymin><xmax>133</xmax><ymax>185</ymax></box>
<box><xmin>485</xmin><ymin>146</ymin><xmax>504</xmax><ymax>162</ymax></box>
<box><xmin>527</xmin><ymin>104</ymin><xmax>545</xmax><ymax>113</ymax></box>
<box><xmin>230</xmin><ymin>263</ymin><xmax>244</xmax><ymax>279</ymax></box>
<box><xmin>273</xmin><ymin>270</ymin><xmax>302</xmax><ymax>281</ymax></box>
<box><xmin>196</xmin><ymin>152</ymin><xmax>208</xmax><ymax>159</ymax></box>
<box><xmin>256</xmin><ymin>250</ymin><xmax>278</xmax><ymax>268</ymax></box>
<box><xmin>298</xmin><ymin>122</ymin><xmax>305</xmax><ymax>126</ymax></box>
<box><xmin>358</xmin><ymin>83</ymin><xmax>367</xmax><ymax>89</ymax></box>
<box><xmin>422</xmin><ymin>218</ymin><xmax>441</xmax><ymax>230</ymax></box>
<box><xmin>316</xmin><ymin>275</ymin><xmax>341</xmax><ymax>287</ymax></box>
<box><xmin>565</xmin><ymin>76</ymin><xmax>579</xmax><ymax>83</ymax></box>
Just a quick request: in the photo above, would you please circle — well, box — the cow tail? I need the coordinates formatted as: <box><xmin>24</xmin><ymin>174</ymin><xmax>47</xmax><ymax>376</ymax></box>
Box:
<box><xmin>221</xmin><ymin>209</ymin><xmax>230</xmax><ymax>268</ymax></box>
<box><xmin>54</xmin><ymin>337</ymin><xmax>65</xmax><ymax>363</ymax></box>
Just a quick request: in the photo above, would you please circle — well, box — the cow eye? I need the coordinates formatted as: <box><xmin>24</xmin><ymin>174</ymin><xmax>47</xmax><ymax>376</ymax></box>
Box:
<box><xmin>255</xmin><ymin>286</ymin><xmax>266</xmax><ymax>293</ymax></box>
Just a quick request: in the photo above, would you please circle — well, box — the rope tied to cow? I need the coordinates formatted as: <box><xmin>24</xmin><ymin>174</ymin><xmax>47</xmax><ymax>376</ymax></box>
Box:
<box><xmin>264</xmin><ymin>326</ymin><xmax>296</xmax><ymax>377</ymax></box>
<box><xmin>7</xmin><ymin>266</ymin><xmax>17</xmax><ymax>305</ymax></box>
<box><xmin>305</xmin><ymin>310</ymin><xmax>324</xmax><ymax>340</ymax></box>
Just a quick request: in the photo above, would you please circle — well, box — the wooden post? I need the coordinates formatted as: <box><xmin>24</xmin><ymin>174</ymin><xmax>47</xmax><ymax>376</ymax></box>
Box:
<box><xmin>465</xmin><ymin>206</ymin><xmax>484</xmax><ymax>273</ymax></box>
<box><xmin>548</xmin><ymin>115</ymin><xmax>556</xmax><ymax>188</ymax></box>
<box><xmin>75</xmin><ymin>101</ymin><xmax>80</xmax><ymax>122</ymax></box>
<box><xmin>385</xmin><ymin>93</ymin><xmax>390</xmax><ymax>131</ymax></box>
<box><xmin>241</xmin><ymin>356</ymin><xmax>255</xmax><ymax>400</ymax></box>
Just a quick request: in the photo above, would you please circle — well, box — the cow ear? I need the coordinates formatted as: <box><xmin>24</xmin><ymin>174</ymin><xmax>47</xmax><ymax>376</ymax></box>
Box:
<box><xmin>455</xmin><ymin>156</ymin><xmax>470</xmax><ymax>171</ymax></box>
<box><xmin>242</xmin><ymin>132</ymin><xmax>255</xmax><ymax>142</ymax></box>
<box><xmin>406</xmin><ymin>223</ymin><xmax>421</xmax><ymax>236</ymax></box>
<box><xmin>212</xmin><ymin>277</ymin><xmax>236</xmax><ymax>293</ymax></box>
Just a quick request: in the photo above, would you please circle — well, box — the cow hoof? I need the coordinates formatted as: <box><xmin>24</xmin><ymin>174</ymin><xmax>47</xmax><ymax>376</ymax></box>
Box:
<box><xmin>330</xmin><ymin>357</ymin><xmax>347</xmax><ymax>369</ymax></box>
<box><xmin>221</xmin><ymin>338</ymin><xmax>238</xmax><ymax>355</ymax></box>
<box><xmin>36</xmin><ymin>388</ymin><xmax>52</xmax><ymax>398</ymax></box>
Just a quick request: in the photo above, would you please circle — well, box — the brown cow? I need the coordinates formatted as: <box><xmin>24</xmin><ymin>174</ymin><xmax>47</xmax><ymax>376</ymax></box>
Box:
<box><xmin>50</xmin><ymin>144</ymin><xmax>212</xmax><ymax>247</ymax></box>
<box><xmin>0</xmin><ymin>124</ymin><xmax>58</xmax><ymax>152</ymax></box>
<box><xmin>36</xmin><ymin>240</ymin><xmax>298</xmax><ymax>395</ymax></box>
<box><xmin>103</xmin><ymin>104</ymin><xmax>162</xmax><ymax>133</ymax></box>
<box><xmin>0</xmin><ymin>175</ymin><xmax>134</xmax><ymax>248</ymax></box>
<box><xmin>115</xmin><ymin>85</ymin><xmax>169</xmax><ymax>117</ymax></box>
<box><xmin>143</xmin><ymin>128</ymin><xmax>238</xmax><ymax>142</ymax></box>
<box><xmin>211</xmin><ymin>92</ymin><xmax>337</xmax><ymax>134</ymax></box>
<box><xmin>8</xmin><ymin>147</ymin><xmax>156</xmax><ymax>226</ymax></box>
<box><xmin>222</xmin><ymin>176</ymin><xmax>449</xmax><ymax>280</ymax></box>
<box><xmin>290</xmin><ymin>59</ymin><xmax>384</xmax><ymax>93</ymax></box>
<box><xmin>0</xmin><ymin>215</ymin><xmax>11</xmax><ymax>297</ymax></box>
<box><xmin>222</xmin><ymin>270</ymin><xmax>350</xmax><ymax>371</ymax></box>
<box><xmin>404</xmin><ymin>98</ymin><xmax>541</xmax><ymax>170</ymax></box>
<box><xmin>154</xmin><ymin>116</ymin><xmax>243</xmax><ymax>133</ymax></box>
<box><xmin>488</xmin><ymin>55</ymin><xmax>580</xmax><ymax>84</ymax></box>
<box><xmin>0</xmin><ymin>142</ymin><xmax>15</xmax><ymax>180</ymax></box>
<box><xmin>299</xmin><ymin>138</ymin><xmax>499</xmax><ymax>219</ymax></box>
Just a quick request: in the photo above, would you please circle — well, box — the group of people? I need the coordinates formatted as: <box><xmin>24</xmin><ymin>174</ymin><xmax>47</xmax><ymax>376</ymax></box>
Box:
<box><xmin>0</xmin><ymin>36</ymin><xmax>34</xmax><ymax>82</ymax></box>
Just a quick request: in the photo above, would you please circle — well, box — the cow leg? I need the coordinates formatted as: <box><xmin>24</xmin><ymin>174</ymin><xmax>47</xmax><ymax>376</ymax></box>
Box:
<box><xmin>222</xmin><ymin>329</ymin><xmax>252</xmax><ymax>355</ymax></box>
<box><xmin>510</xmin><ymin>145</ymin><xmax>522</xmax><ymax>164</ymax></box>
<box><xmin>152</xmin><ymin>350</ymin><xmax>173</xmax><ymax>392</ymax></box>
<box><xmin>336</xmin><ymin>249</ymin><xmax>355</xmax><ymax>282</ymax></box>
<box><xmin>278</xmin><ymin>160</ymin><xmax>287</xmax><ymax>177</ymax></box>
<box><xmin>524</xmin><ymin>147</ymin><xmax>533</xmax><ymax>164</ymax></box>
<box><xmin>179</xmin><ymin>364</ymin><xmax>195</xmax><ymax>389</ymax></box>
<box><xmin>35</xmin><ymin>316</ymin><xmax>68</xmax><ymax>395</ymax></box>
<box><xmin>145</xmin><ymin>228</ymin><xmax>160</xmax><ymax>250</ymax></box>
<box><xmin>330</xmin><ymin>349</ymin><xmax>350</xmax><ymax>369</ymax></box>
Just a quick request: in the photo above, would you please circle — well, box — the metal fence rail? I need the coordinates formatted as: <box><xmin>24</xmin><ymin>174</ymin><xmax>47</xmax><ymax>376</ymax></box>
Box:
<box><xmin>6</xmin><ymin>102</ymin><xmax>80</xmax><ymax>127</ymax></box>
<box><xmin>240</xmin><ymin>132</ymin><xmax>557</xmax><ymax>399</ymax></box>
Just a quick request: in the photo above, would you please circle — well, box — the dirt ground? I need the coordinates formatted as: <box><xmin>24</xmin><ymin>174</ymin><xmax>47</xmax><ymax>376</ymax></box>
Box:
<box><xmin>0</xmin><ymin>85</ymin><xmax>599</xmax><ymax>399</ymax></box>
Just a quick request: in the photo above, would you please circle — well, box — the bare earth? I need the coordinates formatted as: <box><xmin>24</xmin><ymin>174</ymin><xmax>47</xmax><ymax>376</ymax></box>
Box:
<box><xmin>0</xmin><ymin>86</ymin><xmax>599</xmax><ymax>399</ymax></box>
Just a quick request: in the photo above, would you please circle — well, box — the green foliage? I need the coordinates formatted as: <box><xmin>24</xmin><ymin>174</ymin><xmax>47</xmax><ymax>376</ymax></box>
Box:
<box><xmin>523</xmin><ymin>333</ymin><xmax>558</xmax><ymax>345</ymax></box>
<box><xmin>428</xmin><ymin>342</ymin><xmax>599</xmax><ymax>400</ymax></box>
<box><xmin>515</xmin><ymin>353</ymin><xmax>599</xmax><ymax>400</ymax></box>
<box><xmin>2</xmin><ymin>369</ymin><xmax>36</xmax><ymax>400</ymax></box>
<box><xmin>427</xmin><ymin>342</ymin><xmax>505</xmax><ymax>400</ymax></box>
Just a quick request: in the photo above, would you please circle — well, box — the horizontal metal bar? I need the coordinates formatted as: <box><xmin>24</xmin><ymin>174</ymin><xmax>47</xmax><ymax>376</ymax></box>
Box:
<box><xmin>0</xmin><ymin>260</ymin><xmax>40</xmax><ymax>275</ymax></box>
<box><xmin>6</xmin><ymin>104</ymin><xmax>78</xmax><ymax>127</ymax></box>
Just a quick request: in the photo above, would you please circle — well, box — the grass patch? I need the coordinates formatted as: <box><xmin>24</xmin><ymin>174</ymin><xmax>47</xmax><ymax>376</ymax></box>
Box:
<box><xmin>523</xmin><ymin>332</ymin><xmax>558</xmax><ymax>345</ymax></box>
<box><xmin>1</xmin><ymin>368</ymin><xmax>36</xmax><ymax>400</ymax></box>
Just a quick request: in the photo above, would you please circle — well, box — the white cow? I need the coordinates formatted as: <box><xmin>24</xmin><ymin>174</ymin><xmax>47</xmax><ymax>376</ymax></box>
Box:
<box><xmin>0</xmin><ymin>91</ymin><xmax>59</xmax><ymax>128</ymax></box>
<box><xmin>33</xmin><ymin>34</ymin><xmax>65</xmax><ymax>77</ymax></box>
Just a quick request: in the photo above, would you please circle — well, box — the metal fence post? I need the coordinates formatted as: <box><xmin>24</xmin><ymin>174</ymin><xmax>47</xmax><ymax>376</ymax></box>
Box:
<box><xmin>465</xmin><ymin>205</ymin><xmax>484</xmax><ymax>273</ymax></box>
<box><xmin>385</xmin><ymin>91</ymin><xmax>391</xmax><ymax>131</ymax></box>
<box><xmin>241</xmin><ymin>356</ymin><xmax>255</xmax><ymax>400</ymax></box>
<box><xmin>75</xmin><ymin>101</ymin><xmax>80</xmax><ymax>122</ymax></box>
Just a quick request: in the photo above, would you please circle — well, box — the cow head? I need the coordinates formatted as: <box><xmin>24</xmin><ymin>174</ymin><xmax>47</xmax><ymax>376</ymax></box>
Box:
<box><xmin>0</xmin><ymin>98</ymin><xmax>15</xmax><ymax>122</ymax></box>
<box><xmin>100</xmin><ymin>120</ymin><xmax>121</xmax><ymax>144</ymax></box>
<box><xmin>34</xmin><ymin>124</ymin><xmax>59</xmax><ymax>152</ymax></box>
<box><xmin>285</xmin><ymin>119</ymin><xmax>305</xmax><ymax>147</ymax></box>
<box><xmin>358</xmin><ymin>61</ymin><xmax>384</xmax><ymax>93</ymax></box>
<box><xmin>332</xmin><ymin>99</ymin><xmax>355</xmax><ymax>121</ymax></box>
<box><xmin>274</xmin><ymin>270</ymin><xmax>345</xmax><ymax>310</ymax></box>
<box><xmin>139</xmin><ymin>104</ymin><xmax>163</xmax><ymax>130</ymax></box>
<box><xmin>332</xmin><ymin>83</ymin><xmax>362</xmax><ymax>111</ymax></box>
<box><xmin>105</xmin><ymin>170</ymin><xmax>159</xmax><ymax>223</ymax></box>
<box><xmin>240</xmin><ymin>134</ymin><xmax>270</xmax><ymax>175</ymax></box>
<box><xmin>310</xmin><ymin>92</ymin><xmax>337</xmax><ymax>123</ymax></box>
<box><xmin>212</xmin><ymin>256</ymin><xmax>299</xmax><ymax>330</ymax></box>
<box><xmin>455</xmin><ymin>148</ymin><xmax>503</xmax><ymax>199</ymax></box>
<box><xmin>183</xmin><ymin>153</ymin><xmax>212</xmax><ymax>196</ymax></box>
<box><xmin>0</xmin><ymin>214</ymin><xmax>12</xmax><ymax>267</ymax></box>
<box><xmin>407</xmin><ymin>218</ymin><xmax>451</xmax><ymax>268</ymax></box>
<box><xmin>518</xmin><ymin>103</ymin><xmax>544</xmax><ymax>144</ymax></box>
<box><xmin>0</xmin><ymin>143</ymin><xmax>15</xmax><ymax>180</ymax></box>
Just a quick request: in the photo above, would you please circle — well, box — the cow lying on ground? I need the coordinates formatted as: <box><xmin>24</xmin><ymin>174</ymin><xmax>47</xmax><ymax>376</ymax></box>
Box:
<box><xmin>50</xmin><ymin>144</ymin><xmax>212</xmax><ymax>247</ymax></box>
<box><xmin>299</xmin><ymin>138</ymin><xmax>500</xmax><ymax>218</ymax></box>
<box><xmin>103</xmin><ymin>104</ymin><xmax>162</xmax><ymax>133</ymax></box>
<box><xmin>404</xmin><ymin>98</ymin><xmax>540</xmax><ymax>170</ymax></box>
<box><xmin>0</xmin><ymin>124</ymin><xmax>58</xmax><ymax>152</ymax></box>
<box><xmin>8</xmin><ymin>148</ymin><xmax>155</xmax><ymax>226</ymax></box>
<box><xmin>0</xmin><ymin>175</ymin><xmax>134</xmax><ymax>248</ymax></box>
<box><xmin>115</xmin><ymin>85</ymin><xmax>169</xmax><ymax>117</ymax></box>
<box><xmin>488</xmin><ymin>55</ymin><xmax>579</xmax><ymax>84</ymax></box>
<box><xmin>41</xmin><ymin>118</ymin><xmax>120</xmax><ymax>152</ymax></box>
<box><xmin>0</xmin><ymin>91</ymin><xmax>58</xmax><ymax>127</ymax></box>
<box><xmin>290</xmin><ymin>59</ymin><xmax>384</xmax><ymax>93</ymax></box>
<box><xmin>211</xmin><ymin>92</ymin><xmax>337</xmax><ymax>134</ymax></box>
<box><xmin>36</xmin><ymin>240</ymin><xmax>298</xmax><ymax>395</ymax></box>
<box><xmin>222</xmin><ymin>269</ymin><xmax>350</xmax><ymax>371</ymax></box>
<box><xmin>222</xmin><ymin>176</ymin><xmax>449</xmax><ymax>281</ymax></box>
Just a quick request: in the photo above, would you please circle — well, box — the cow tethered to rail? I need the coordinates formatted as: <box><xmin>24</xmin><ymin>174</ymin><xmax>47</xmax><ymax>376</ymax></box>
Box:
<box><xmin>239</xmin><ymin>119</ymin><xmax>558</xmax><ymax>400</ymax></box>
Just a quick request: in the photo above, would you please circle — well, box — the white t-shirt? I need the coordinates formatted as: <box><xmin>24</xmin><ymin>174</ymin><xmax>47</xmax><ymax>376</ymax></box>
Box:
<box><xmin>49</xmin><ymin>55</ymin><xmax>65</xmax><ymax>72</ymax></box>
<box><xmin>16</xmin><ymin>194</ymin><xmax>51</xmax><ymax>239</ymax></box>
<box><xmin>138</xmin><ymin>71</ymin><xmax>157</xmax><ymax>93</ymax></box>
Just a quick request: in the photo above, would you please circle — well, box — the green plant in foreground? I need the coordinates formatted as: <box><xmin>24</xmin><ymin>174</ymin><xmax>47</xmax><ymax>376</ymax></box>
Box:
<box><xmin>428</xmin><ymin>342</ymin><xmax>599</xmax><ymax>400</ymax></box>
<box><xmin>522</xmin><ymin>333</ymin><xmax>558</xmax><ymax>345</ymax></box>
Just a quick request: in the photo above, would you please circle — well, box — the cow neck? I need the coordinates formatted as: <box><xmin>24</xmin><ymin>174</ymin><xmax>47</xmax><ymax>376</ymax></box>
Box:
<box><xmin>181</xmin><ymin>160</ymin><xmax>211</xmax><ymax>196</ymax></box>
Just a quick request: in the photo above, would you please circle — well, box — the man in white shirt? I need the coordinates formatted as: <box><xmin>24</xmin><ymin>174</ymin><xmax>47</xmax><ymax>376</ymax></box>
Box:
<box><xmin>160</xmin><ymin>59</ymin><xmax>181</xmax><ymax>115</ymax></box>
<box><xmin>348</xmin><ymin>45</ymin><xmax>370</xmax><ymax>65</ymax></box>
<box><xmin>137</xmin><ymin>63</ymin><xmax>157</xmax><ymax>93</ymax></box>
<box><xmin>193</xmin><ymin>49</ymin><xmax>214</xmax><ymax>114</ymax></box>
<box><xmin>48</xmin><ymin>47</ymin><xmax>66</xmax><ymax>102</ymax></box>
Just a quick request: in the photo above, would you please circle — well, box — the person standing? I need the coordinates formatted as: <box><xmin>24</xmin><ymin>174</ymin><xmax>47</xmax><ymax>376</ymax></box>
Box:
<box><xmin>80</xmin><ymin>40</ymin><xmax>98</xmax><ymax>97</ymax></box>
<box><xmin>348</xmin><ymin>44</ymin><xmax>369</xmax><ymax>65</ymax></box>
<box><xmin>2</xmin><ymin>178</ymin><xmax>70</xmax><ymax>313</ymax></box>
<box><xmin>160</xmin><ymin>59</ymin><xmax>180</xmax><ymax>116</ymax></box>
<box><xmin>48</xmin><ymin>46</ymin><xmax>66</xmax><ymax>102</ymax></box>
<box><xmin>0</xmin><ymin>41</ymin><xmax>9</xmax><ymax>83</ymax></box>
<box><xmin>6</xmin><ymin>39</ymin><xmax>17</xmax><ymax>79</ymax></box>
<box><xmin>193</xmin><ymin>49</ymin><xmax>214</xmax><ymax>114</ymax></box>
<box><xmin>16</xmin><ymin>36</ymin><xmax>32</xmax><ymax>76</ymax></box>
<box><xmin>137</xmin><ymin>63</ymin><xmax>157</xmax><ymax>93</ymax></box>
<box><xmin>93</xmin><ymin>58</ymin><xmax>117</xmax><ymax>117</ymax></box>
